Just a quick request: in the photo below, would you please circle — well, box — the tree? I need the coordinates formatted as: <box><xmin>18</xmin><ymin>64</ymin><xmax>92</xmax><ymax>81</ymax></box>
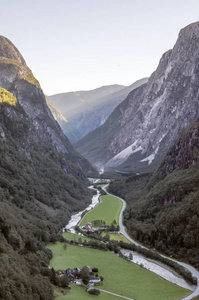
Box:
<box><xmin>60</xmin><ymin>274</ymin><xmax>69</xmax><ymax>288</ymax></box>
<box><xmin>129</xmin><ymin>252</ymin><xmax>133</xmax><ymax>261</ymax></box>
<box><xmin>92</xmin><ymin>267</ymin><xmax>98</xmax><ymax>273</ymax></box>
<box><xmin>87</xmin><ymin>287</ymin><xmax>100</xmax><ymax>295</ymax></box>
<box><xmin>80</xmin><ymin>266</ymin><xmax>90</xmax><ymax>285</ymax></box>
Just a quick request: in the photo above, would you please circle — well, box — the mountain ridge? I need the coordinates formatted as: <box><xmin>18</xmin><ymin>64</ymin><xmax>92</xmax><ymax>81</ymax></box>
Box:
<box><xmin>76</xmin><ymin>21</ymin><xmax>199</xmax><ymax>173</ymax></box>
<box><xmin>49</xmin><ymin>78</ymin><xmax>148</xmax><ymax>139</ymax></box>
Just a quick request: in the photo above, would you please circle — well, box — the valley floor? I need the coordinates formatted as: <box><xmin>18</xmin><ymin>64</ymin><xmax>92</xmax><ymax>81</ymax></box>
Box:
<box><xmin>46</xmin><ymin>184</ymin><xmax>197</xmax><ymax>300</ymax></box>
<box><xmin>47</xmin><ymin>242</ymin><xmax>190</xmax><ymax>300</ymax></box>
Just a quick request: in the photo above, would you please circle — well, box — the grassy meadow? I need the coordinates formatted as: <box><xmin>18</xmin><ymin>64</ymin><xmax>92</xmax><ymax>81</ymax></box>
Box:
<box><xmin>101</xmin><ymin>232</ymin><xmax>130</xmax><ymax>243</ymax></box>
<box><xmin>79</xmin><ymin>194</ymin><xmax>123</xmax><ymax>226</ymax></box>
<box><xmin>62</xmin><ymin>232</ymin><xmax>92</xmax><ymax>243</ymax></box>
<box><xmin>47</xmin><ymin>242</ymin><xmax>191</xmax><ymax>300</ymax></box>
<box><xmin>97</xmin><ymin>184</ymin><xmax>108</xmax><ymax>188</ymax></box>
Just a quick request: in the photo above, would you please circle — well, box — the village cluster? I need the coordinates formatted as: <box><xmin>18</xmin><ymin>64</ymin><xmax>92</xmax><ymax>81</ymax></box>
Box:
<box><xmin>66</xmin><ymin>266</ymin><xmax>102</xmax><ymax>285</ymax></box>
<box><xmin>57</xmin><ymin>265</ymin><xmax>103</xmax><ymax>295</ymax></box>
<box><xmin>81</xmin><ymin>222</ymin><xmax>108</xmax><ymax>233</ymax></box>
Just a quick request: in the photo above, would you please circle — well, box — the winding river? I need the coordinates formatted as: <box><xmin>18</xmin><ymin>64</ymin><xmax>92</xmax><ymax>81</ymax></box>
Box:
<box><xmin>64</xmin><ymin>185</ymin><xmax>199</xmax><ymax>299</ymax></box>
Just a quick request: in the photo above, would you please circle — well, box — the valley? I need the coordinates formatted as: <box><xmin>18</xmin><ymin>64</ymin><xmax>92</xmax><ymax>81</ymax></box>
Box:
<box><xmin>47</xmin><ymin>184</ymin><xmax>198</xmax><ymax>300</ymax></box>
<box><xmin>1</xmin><ymin>17</ymin><xmax>199</xmax><ymax>300</ymax></box>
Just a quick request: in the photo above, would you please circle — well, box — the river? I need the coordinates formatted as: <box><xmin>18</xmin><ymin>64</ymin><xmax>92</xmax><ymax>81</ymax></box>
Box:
<box><xmin>63</xmin><ymin>185</ymin><xmax>198</xmax><ymax>297</ymax></box>
<box><xmin>64</xmin><ymin>187</ymin><xmax>100</xmax><ymax>233</ymax></box>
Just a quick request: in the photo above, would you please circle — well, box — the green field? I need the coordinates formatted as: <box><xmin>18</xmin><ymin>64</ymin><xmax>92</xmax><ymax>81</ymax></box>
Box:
<box><xmin>79</xmin><ymin>195</ymin><xmax>123</xmax><ymax>226</ymax></box>
<box><xmin>47</xmin><ymin>242</ymin><xmax>191</xmax><ymax>300</ymax></box>
<box><xmin>62</xmin><ymin>232</ymin><xmax>92</xmax><ymax>243</ymax></box>
<box><xmin>55</xmin><ymin>283</ymin><xmax>120</xmax><ymax>300</ymax></box>
<box><xmin>101</xmin><ymin>232</ymin><xmax>130</xmax><ymax>243</ymax></box>
<box><xmin>97</xmin><ymin>184</ymin><xmax>107</xmax><ymax>188</ymax></box>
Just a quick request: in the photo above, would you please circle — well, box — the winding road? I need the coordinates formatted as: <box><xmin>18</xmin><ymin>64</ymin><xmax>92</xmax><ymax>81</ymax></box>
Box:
<box><xmin>103</xmin><ymin>185</ymin><xmax>199</xmax><ymax>300</ymax></box>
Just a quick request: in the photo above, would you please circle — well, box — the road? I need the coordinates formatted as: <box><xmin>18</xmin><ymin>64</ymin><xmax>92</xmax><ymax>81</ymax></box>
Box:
<box><xmin>100</xmin><ymin>289</ymin><xmax>134</xmax><ymax>300</ymax></box>
<box><xmin>103</xmin><ymin>185</ymin><xmax>199</xmax><ymax>300</ymax></box>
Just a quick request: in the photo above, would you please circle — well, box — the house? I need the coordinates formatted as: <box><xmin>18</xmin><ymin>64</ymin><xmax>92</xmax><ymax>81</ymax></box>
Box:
<box><xmin>82</xmin><ymin>223</ymin><xmax>97</xmax><ymax>233</ymax></box>
<box><xmin>66</xmin><ymin>266</ymin><xmax>103</xmax><ymax>286</ymax></box>
<box><xmin>75</xmin><ymin>276</ymin><xmax>101</xmax><ymax>286</ymax></box>
<box><xmin>99</xmin><ymin>225</ymin><xmax>109</xmax><ymax>230</ymax></box>
<box><xmin>89</xmin><ymin>277</ymin><xmax>101</xmax><ymax>284</ymax></box>
<box><xmin>75</xmin><ymin>279</ymin><xmax>82</xmax><ymax>285</ymax></box>
<box><xmin>66</xmin><ymin>268</ymin><xmax>80</xmax><ymax>282</ymax></box>
<box><xmin>85</xmin><ymin>223</ymin><xmax>92</xmax><ymax>231</ymax></box>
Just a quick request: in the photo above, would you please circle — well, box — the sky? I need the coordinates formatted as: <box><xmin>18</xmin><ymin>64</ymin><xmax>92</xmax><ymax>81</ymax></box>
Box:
<box><xmin>1</xmin><ymin>0</ymin><xmax>199</xmax><ymax>95</ymax></box>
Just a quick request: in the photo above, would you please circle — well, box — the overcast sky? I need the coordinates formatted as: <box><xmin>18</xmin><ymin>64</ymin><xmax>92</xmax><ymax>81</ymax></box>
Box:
<box><xmin>1</xmin><ymin>0</ymin><xmax>199</xmax><ymax>95</ymax></box>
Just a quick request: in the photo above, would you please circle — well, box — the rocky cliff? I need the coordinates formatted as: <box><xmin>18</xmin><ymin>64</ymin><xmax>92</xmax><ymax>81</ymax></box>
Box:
<box><xmin>76</xmin><ymin>22</ymin><xmax>199</xmax><ymax>173</ymax></box>
<box><xmin>0</xmin><ymin>35</ymin><xmax>95</xmax><ymax>176</ymax></box>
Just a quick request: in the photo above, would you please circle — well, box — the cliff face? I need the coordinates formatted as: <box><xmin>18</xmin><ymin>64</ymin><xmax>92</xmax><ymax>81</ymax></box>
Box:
<box><xmin>0</xmin><ymin>35</ymin><xmax>96</xmax><ymax>176</ymax></box>
<box><xmin>76</xmin><ymin>22</ymin><xmax>199</xmax><ymax>173</ymax></box>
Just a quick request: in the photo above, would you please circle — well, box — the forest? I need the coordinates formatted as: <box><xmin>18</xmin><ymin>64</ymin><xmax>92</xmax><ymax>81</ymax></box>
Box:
<box><xmin>109</xmin><ymin>165</ymin><xmax>199</xmax><ymax>268</ymax></box>
<box><xmin>0</xmin><ymin>102</ymin><xmax>92</xmax><ymax>299</ymax></box>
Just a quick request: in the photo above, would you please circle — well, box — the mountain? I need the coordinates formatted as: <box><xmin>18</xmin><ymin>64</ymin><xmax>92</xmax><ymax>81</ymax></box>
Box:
<box><xmin>46</xmin><ymin>97</ymin><xmax>82</xmax><ymax>143</ymax></box>
<box><xmin>48</xmin><ymin>78</ymin><xmax>147</xmax><ymax>139</ymax></box>
<box><xmin>48</xmin><ymin>84</ymin><xmax>124</xmax><ymax>116</ymax></box>
<box><xmin>109</xmin><ymin>115</ymin><xmax>199</xmax><ymax>268</ymax></box>
<box><xmin>0</xmin><ymin>36</ymin><xmax>96</xmax><ymax>299</ymax></box>
<box><xmin>76</xmin><ymin>22</ymin><xmax>199</xmax><ymax>173</ymax></box>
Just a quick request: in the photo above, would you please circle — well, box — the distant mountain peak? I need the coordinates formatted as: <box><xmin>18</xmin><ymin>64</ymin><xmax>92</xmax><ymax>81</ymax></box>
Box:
<box><xmin>49</xmin><ymin>79</ymin><xmax>148</xmax><ymax>140</ymax></box>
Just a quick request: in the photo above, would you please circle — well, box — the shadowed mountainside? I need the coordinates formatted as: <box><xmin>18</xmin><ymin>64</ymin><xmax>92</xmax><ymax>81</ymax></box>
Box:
<box><xmin>0</xmin><ymin>35</ymin><xmax>96</xmax><ymax>299</ymax></box>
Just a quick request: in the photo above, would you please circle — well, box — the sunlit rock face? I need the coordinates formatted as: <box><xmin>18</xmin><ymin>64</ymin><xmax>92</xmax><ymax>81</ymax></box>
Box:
<box><xmin>76</xmin><ymin>22</ymin><xmax>199</xmax><ymax>173</ymax></box>
<box><xmin>46</xmin><ymin>97</ymin><xmax>82</xmax><ymax>143</ymax></box>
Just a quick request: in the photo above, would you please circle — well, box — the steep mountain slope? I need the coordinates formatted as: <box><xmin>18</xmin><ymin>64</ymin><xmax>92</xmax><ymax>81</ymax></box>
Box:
<box><xmin>46</xmin><ymin>97</ymin><xmax>82</xmax><ymax>143</ymax></box>
<box><xmin>0</xmin><ymin>36</ymin><xmax>95</xmax><ymax>299</ymax></box>
<box><xmin>0</xmin><ymin>35</ymin><xmax>96</xmax><ymax>176</ymax></box>
<box><xmin>49</xmin><ymin>79</ymin><xmax>147</xmax><ymax>139</ymax></box>
<box><xmin>76</xmin><ymin>22</ymin><xmax>199</xmax><ymax>173</ymax></box>
<box><xmin>109</xmin><ymin>116</ymin><xmax>199</xmax><ymax>267</ymax></box>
